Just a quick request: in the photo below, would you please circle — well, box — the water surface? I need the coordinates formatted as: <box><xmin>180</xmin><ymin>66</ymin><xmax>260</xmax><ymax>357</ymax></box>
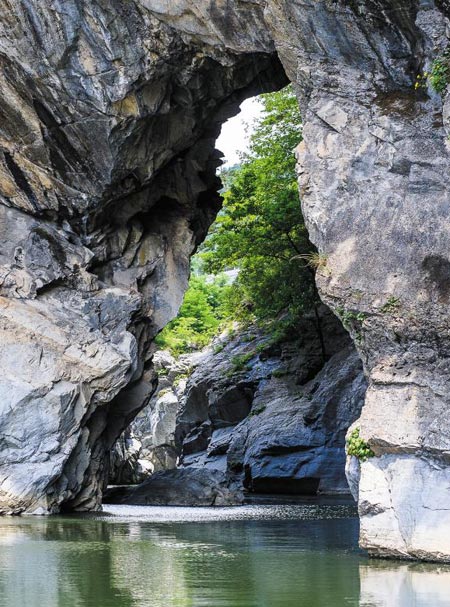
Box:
<box><xmin>0</xmin><ymin>503</ymin><xmax>448</xmax><ymax>607</ymax></box>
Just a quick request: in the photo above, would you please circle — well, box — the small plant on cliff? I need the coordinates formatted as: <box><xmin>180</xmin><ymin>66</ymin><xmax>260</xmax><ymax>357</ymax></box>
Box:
<box><xmin>158</xmin><ymin>388</ymin><xmax>173</xmax><ymax>398</ymax></box>
<box><xmin>380</xmin><ymin>296</ymin><xmax>401</xmax><ymax>314</ymax></box>
<box><xmin>346</xmin><ymin>428</ymin><xmax>375</xmax><ymax>462</ymax></box>
<box><xmin>293</xmin><ymin>251</ymin><xmax>329</xmax><ymax>273</ymax></box>
<box><xmin>336</xmin><ymin>307</ymin><xmax>367</xmax><ymax>343</ymax></box>
<box><xmin>336</xmin><ymin>307</ymin><xmax>367</xmax><ymax>330</ymax></box>
<box><xmin>414</xmin><ymin>73</ymin><xmax>428</xmax><ymax>91</ymax></box>
<box><xmin>249</xmin><ymin>404</ymin><xmax>267</xmax><ymax>417</ymax></box>
<box><xmin>173</xmin><ymin>371</ymin><xmax>191</xmax><ymax>387</ymax></box>
<box><xmin>429</xmin><ymin>48</ymin><xmax>450</xmax><ymax>94</ymax></box>
<box><xmin>230</xmin><ymin>352</ymin><xmax>254</xmax><ymax>373</ymax></box>
<box><xmin>272</xmin><ymin>368</ymin><xmax>289</xmax><ymax>378</ymax></box>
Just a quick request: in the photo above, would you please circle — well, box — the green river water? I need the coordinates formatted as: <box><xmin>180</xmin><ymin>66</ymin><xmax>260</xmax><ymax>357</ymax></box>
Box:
<box><xmin>0</xmin><ymin>502</ymin><xmax>448</xmax><ymax>607</ymax></box>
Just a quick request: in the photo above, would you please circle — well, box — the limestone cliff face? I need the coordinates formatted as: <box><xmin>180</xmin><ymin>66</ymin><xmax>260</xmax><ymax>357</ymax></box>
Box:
<box><xmin>1</xmin><ymin>0</ymin><xmax>450</xmax><ymax>560</ymax></box>
<box><xmin>281</xmin><ymin>2</ymin><xmax>450</xmax><ymax>562</ymax></box>
<box><xmin>0</xmin><ymin>0</ymin><xmax>284</xmax><ymax>513</ymax></box>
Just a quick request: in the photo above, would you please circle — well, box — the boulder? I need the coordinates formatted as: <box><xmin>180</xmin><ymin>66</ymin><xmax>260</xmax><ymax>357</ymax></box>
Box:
<box><xmin>104</xmin><ymin>468</ymin><xmax>243</xmax><ymax>507</ymax></box>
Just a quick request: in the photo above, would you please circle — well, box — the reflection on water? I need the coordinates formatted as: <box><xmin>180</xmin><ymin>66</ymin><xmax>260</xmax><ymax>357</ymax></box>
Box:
<box><xmin>0</xmin><ymin>504</ymin><xmax>447</xmax><ymax>607</ymax></box>
<box><xmin>360</xmin><ymin>561</ymin><xmax>450</xmax><ymax>607</ymax></box>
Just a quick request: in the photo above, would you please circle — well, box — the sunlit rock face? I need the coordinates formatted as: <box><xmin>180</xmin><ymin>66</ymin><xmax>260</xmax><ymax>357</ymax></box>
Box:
<box><xmin>2</xmin><ymin>0</ymin><xmax>450</xmax><ymax>562</ymax></box>
<box><xmin>279</xmin><ymin>1</ymin><xmax>450</xmax><ymax>562</ymax></box>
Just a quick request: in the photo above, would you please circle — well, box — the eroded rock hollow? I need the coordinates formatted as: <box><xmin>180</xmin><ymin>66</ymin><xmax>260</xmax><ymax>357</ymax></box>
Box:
<box><xmin>1</xmin><ymin>0</ymin><xmax>450</xmax><ymax>561</ymax></box>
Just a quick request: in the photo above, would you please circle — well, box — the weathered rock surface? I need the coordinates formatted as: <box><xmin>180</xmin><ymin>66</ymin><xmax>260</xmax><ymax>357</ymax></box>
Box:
<box><xmin>110</xmin><ymin>310</ymin><xmax>367</xmax><ymax>501</ymax></box>
<box><xmin>109</xmin><ymin>431</ymin><xmax>152</xmax><ymax>485</ymax></box>
<box><xmin>281</xmin><ymin>1</ymin><xmax>450</xmax><ymax>561</ymax></box>
<box><xmin>1</xmin><ymin>0</ymin><xmax>450</xmax><ymax>561</ymax></box>
<box><xmin>109</xmin><ymin>348</ymin><xmax>206</xmax><ymax>482</ymax></box>
<box><xmin>104</xmin><ymin>468</ymin><xmax>242</xmax><ymax>507</ymax></box>
<box><xmin>174</xmin><ymin>312</ymin><xmax>366</xmax><ymax>495</ymax></box>
<box><xmin>0</xmin><ymin>0</ymin><xmax>285</xmax><ymax>513</ymax></box>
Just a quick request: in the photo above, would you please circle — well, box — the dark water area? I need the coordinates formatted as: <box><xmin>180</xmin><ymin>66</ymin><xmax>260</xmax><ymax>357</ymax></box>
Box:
<box><xmin>0</xmin><ymin>503</ymin><xmax>448</xmax><ymax>607</ymax></box>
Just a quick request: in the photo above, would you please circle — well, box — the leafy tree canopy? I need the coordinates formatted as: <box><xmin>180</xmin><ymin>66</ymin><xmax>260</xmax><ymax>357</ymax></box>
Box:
<box><xmin>156</xmin><ymin>85</ymin><xmax>321</xmax><ymax>355</ymax></box>
<box><xmin>201</xmin><ymin>85</ymin><xmax>318</xmax><ymax>325</ymax></box>
<box><xmin>154</xmin><ymin>274</ymin><xmax>231</xmax><ymax>355</ymax></box>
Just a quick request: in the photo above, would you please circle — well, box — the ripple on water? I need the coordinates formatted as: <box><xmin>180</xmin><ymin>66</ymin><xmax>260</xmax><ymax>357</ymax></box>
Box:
<box><xmin>99</xmin><ymin>502</ymin><xmax>358</xmax><ymax>523</ymax></box>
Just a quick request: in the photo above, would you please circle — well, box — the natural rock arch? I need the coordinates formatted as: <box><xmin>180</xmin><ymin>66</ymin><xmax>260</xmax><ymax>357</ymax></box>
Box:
<box><xmin>0</xmin><ymin>0</ymin><xmax>450</xmax><ymax>561</ymax></box>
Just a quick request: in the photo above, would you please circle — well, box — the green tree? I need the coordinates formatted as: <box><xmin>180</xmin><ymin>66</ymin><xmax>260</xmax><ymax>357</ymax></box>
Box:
<box><xmin>156</xmin><ymin>86</ymin><xmax>325</xmax><ymax>358</ymax></box>
<box><xmin>155</xmin><ymin>274</ymin><xmax>231</xmax><ymax>355</ymax></box>
<box><xmin>202</xmin><ymin>86</ymin><xmax>323</xmax><ymax>349</ymax></box>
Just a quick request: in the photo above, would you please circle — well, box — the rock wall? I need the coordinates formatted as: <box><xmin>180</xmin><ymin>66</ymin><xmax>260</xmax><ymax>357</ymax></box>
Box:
<box><xmin>1</xmin><ymin>0</ymin><xmax>450</xmax><ymax>560</ymax></box>
<box><xmin>177</xmin><ymin>313</ymin><xmax>366</xmax><ymax>496</ymax></box>
<box><xmin>0</xmin><ymin>0</ymin><xmax>285</xmax><ymax>513</ymax></box>
<box><xmin>109</xmin><ymin>349</ymin><xmax>202</xmax><ymax>484</ymax></box>
<box><xmin>277</xmin><ymin>1</ymin><xmax>450</xmax><ymax>562</ymax></box>
<box><xmin>109</xmin><ymin>311</ymin><xmax>366</xmax><ymax>497</ymax></box>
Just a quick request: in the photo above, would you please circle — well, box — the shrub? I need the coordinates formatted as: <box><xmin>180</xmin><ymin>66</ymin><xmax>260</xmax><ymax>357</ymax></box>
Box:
<box><xmin>158</xmin><ymin>388</ymin><xmax>173</xmax><ymax>398</ymax></box>
<box><xmin>293</xmin><ymin>252</ymin><xmax>329</xmax><ymax>273</ymax></box>
<box><xmin>346</xmin><ymin>428</ymin><xmax>375</xmax><ymax>462</ymax></box>
<box><xmin>429</xmin><ymin>49</ymin><xmax>450</xmax><ymax>94</ymax></box>
<box><xmin>249</xmin><ymin>404</ymin><xmax>267</xmax><ymax>417</ymax></box>
<box><xmin>173</xmin><ymin>371</ymin><xmax>192</xmax><ymax>387</ymax></box>
<box><xmin>155</xmin><ymin>274</ymin><xmax>232</xmax><ymax>355</ymax></box>
<box><xmin>272</xmin><ymin>368</ymin><xmax>289</xmax><ymax>378</ymax></box>
<box><xmin>230</xmin><ymin>352</ymin><xmax>254</xmax><ymax>372</ymax></box>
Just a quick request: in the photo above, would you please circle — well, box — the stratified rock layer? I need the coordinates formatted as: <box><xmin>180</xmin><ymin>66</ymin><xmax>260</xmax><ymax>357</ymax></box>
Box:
<box><xmin>177</xmin><ymin>313</ymin><xmax>366</xmax><ymax>496</ymax></box>
<box><xmin>110</xmin><ymin>312</ymin><xmax>366</xmax><ymax>497</ymax></box>
<box><xmin>109</xmin><ymin>349</ymin><xmax>202</xmax><ymax>483</ymax></box>
<box><xmin>0</xmin><ymin>0</ymin><xmax>285</xmax><ymax>513</ymax></box>
<box><xmin>1</xmin><ymin>0</ymin><xmax>450</xmax><ymax>561</ymax></box>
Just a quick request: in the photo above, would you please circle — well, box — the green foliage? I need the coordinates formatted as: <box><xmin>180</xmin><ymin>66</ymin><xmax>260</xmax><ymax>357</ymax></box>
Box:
<box><xmin>224</xmin><ymin>352</ymin><xmax>255</xmax><ymax>378</ymax></box>
<box><xmin>158</xmin><ymin>388</ymin><xmax>172</xmax><ymax>398</ymax></box>
<box><xmin>272</xmin><ymin>368</ymin><xmax>289</xmax><ymax>378</ymax></box>
<box><xmin>414</xmin><ymin>73</ymin><xmax>427</xmax><ymax>91</ymax></box>
<box><xmin>155</xmin><ymin>274</ymin><xmax>231</xmax><ymax>355</ymax></box>
<box><xmin>336</xmin><ymin>307</ymin><xmax>367</xmax><ymax>329</ymax></box>
<box><xmin>294</xmin><ymin>252</ymin><xmax>329</xmax><ymax>272</ymax></box>
<box><xmin>173</xmin><ymin>371</ymin><xmax>191</xmax><ymax>387</ymax></box>
<box><xmin>336</xmin><ymin>307</ymin><xmax>367</xmax><ymax>345</ymax></box>
<box><xmin>346</xmin><ymin>428</ymin><xmax>375</xmax><ymax>462</ymax></box>
<box><xmin>230</xmin><ymin>352</ymin><xmax>254</xmax><ymax>372</ymax></box>
<box><xmin>156</xmin><ymin>86</ymin><xmax>321</xmax><ymax>358</ymax></box>
<box><xmin>380</xmin><ymin>296</ymin><xmax>401</xmax><ymax>314</ymax></box>
<box><xmin>429</xmin><ymin>49</ymin><xmax>450</xmax><ymax>94</ymax></box>
<box><xmin>201</xmin><ymin>85</ymin><xmax>319</xmax><ymax>329</ymax></box>
<box><xmin>249</xmin><ymin>404</ymin><xmax>267</xmax><ymax>417</ymax></box>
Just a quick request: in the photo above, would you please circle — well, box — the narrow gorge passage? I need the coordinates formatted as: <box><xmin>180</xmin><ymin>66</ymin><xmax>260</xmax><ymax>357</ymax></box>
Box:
<box><xmin>106</xmin><ymin>87</ymin><xmax>369</xmax><ymax>509</ymax></box>
<box><xmin>1</xmin><ymin>0</ymin><xmax>450</xmax><ymax>568</ymax></box>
